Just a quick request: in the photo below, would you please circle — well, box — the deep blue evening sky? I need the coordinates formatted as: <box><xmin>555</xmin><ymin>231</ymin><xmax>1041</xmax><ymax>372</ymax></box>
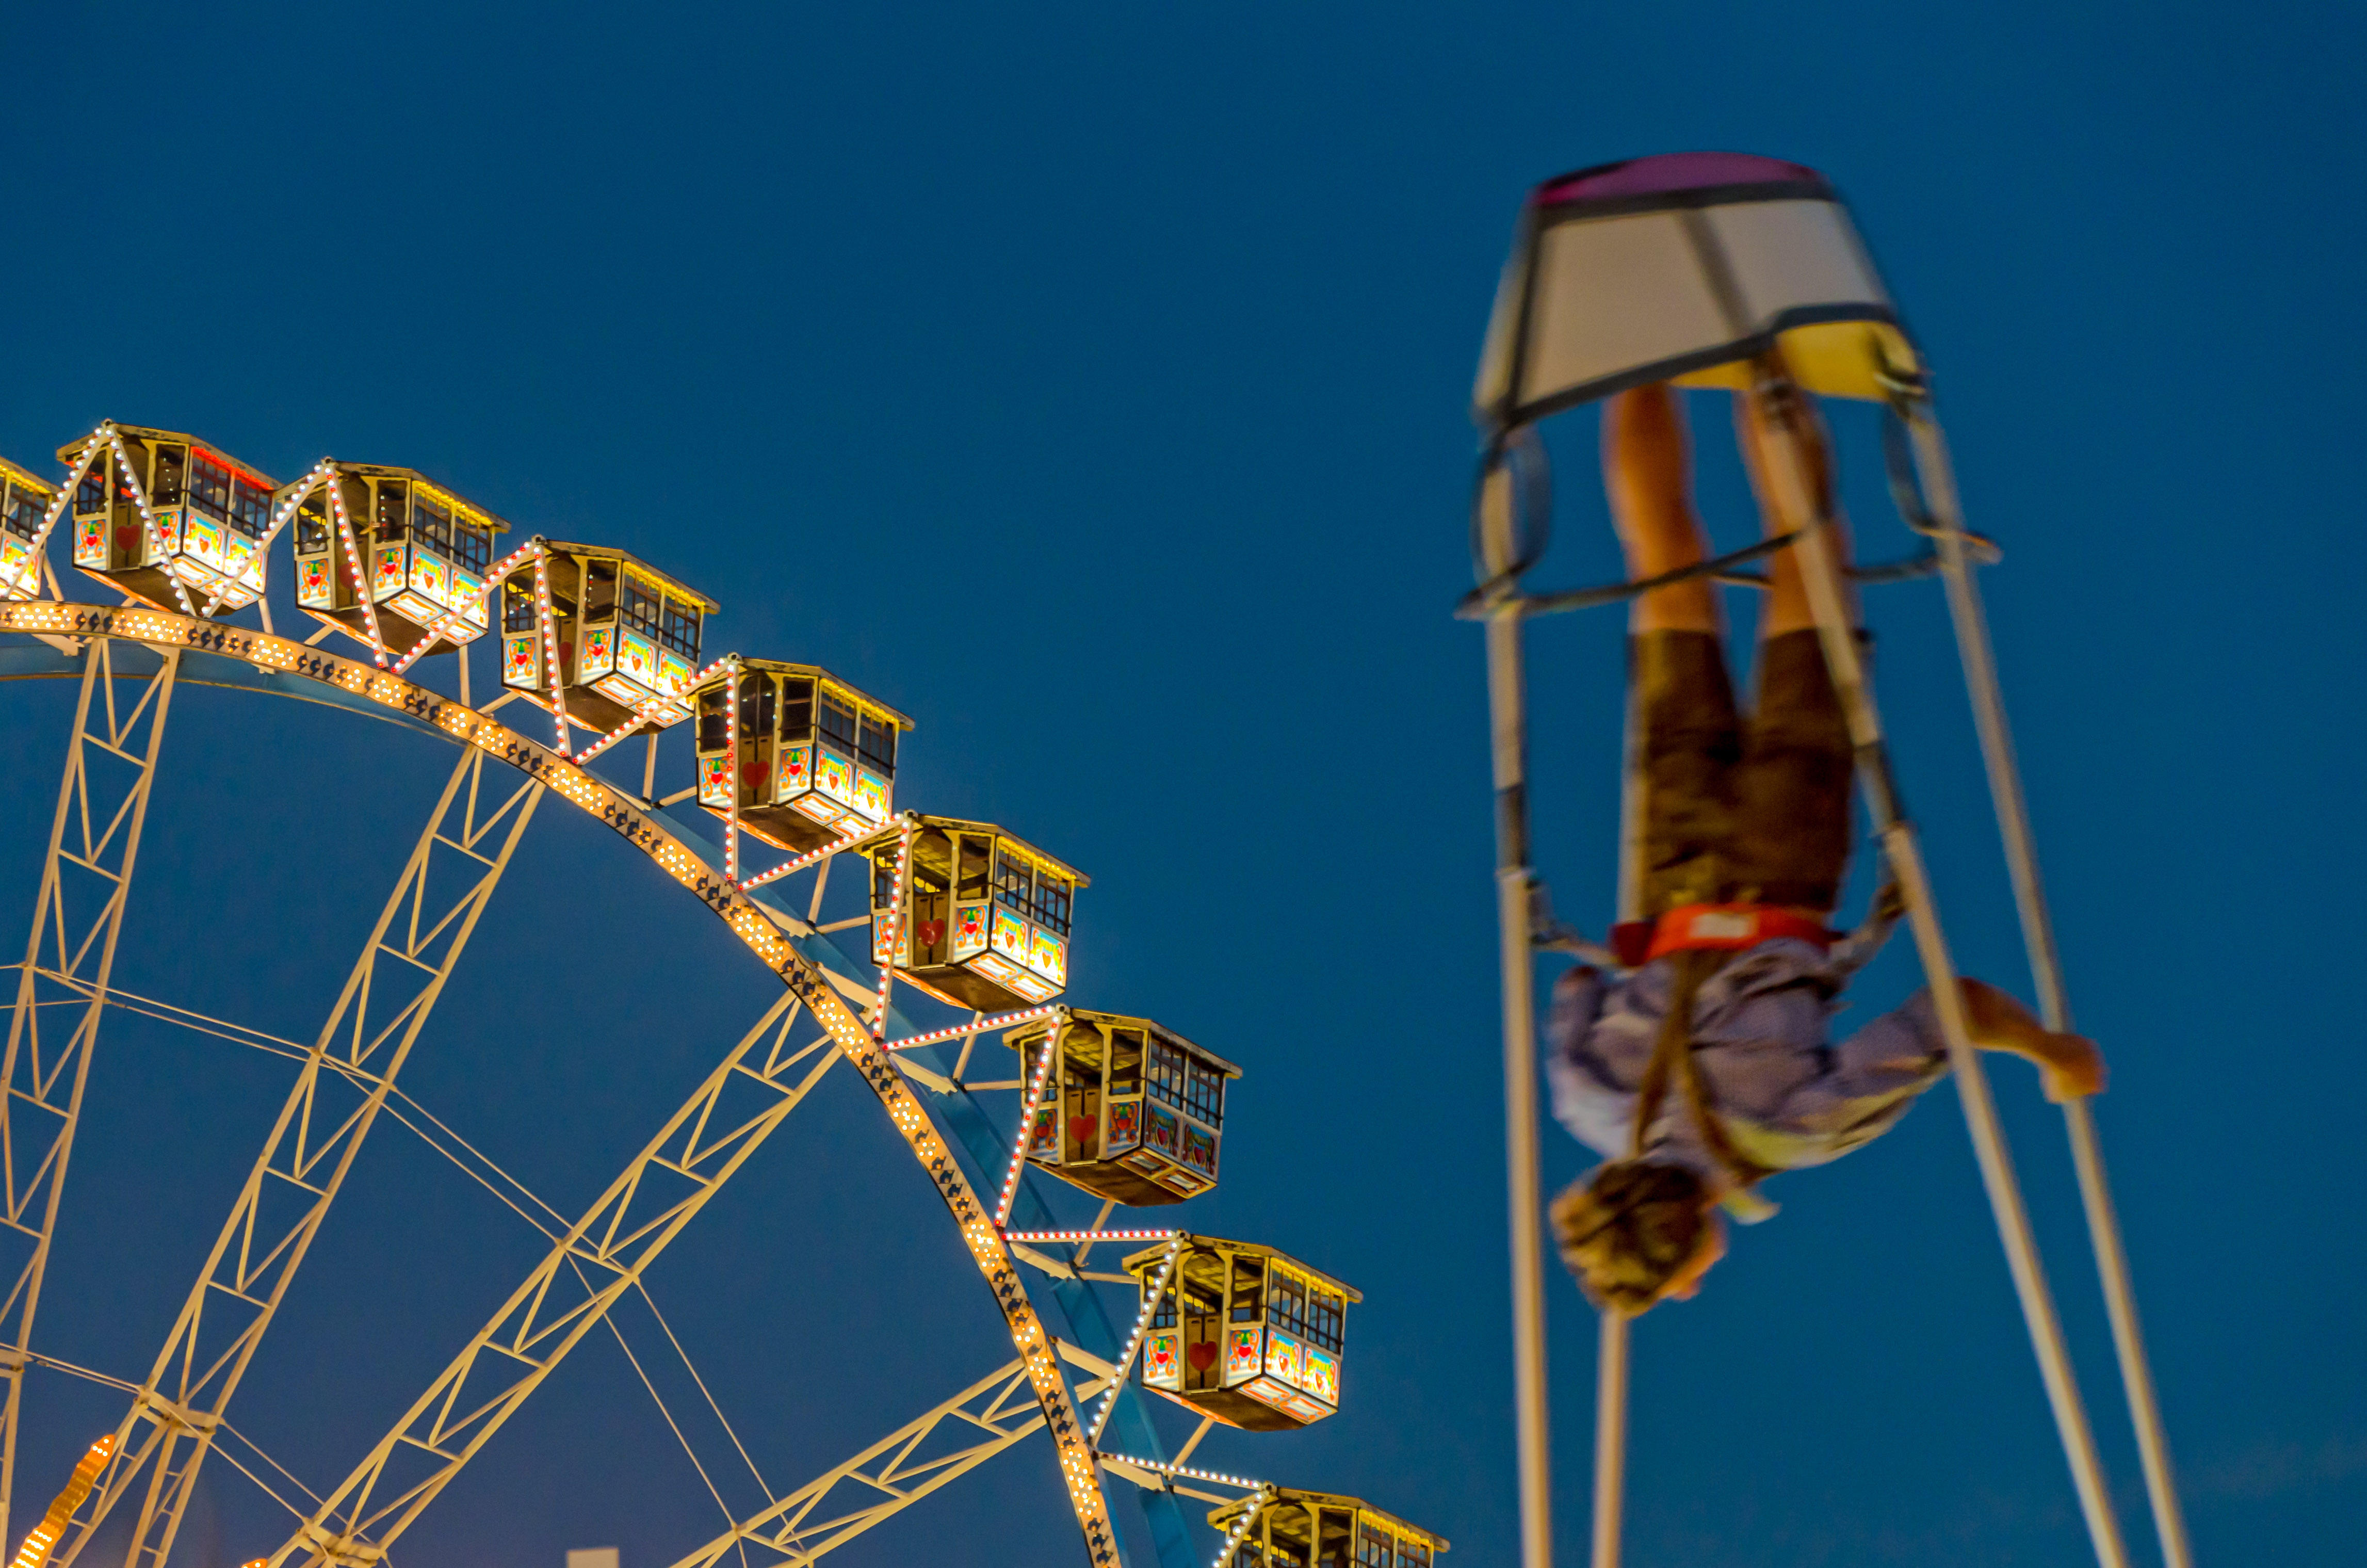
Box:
<box><xmin>4</xmin><ymin>3</ymin><xmax>2361</xmax><ymax>1565</ymax></box>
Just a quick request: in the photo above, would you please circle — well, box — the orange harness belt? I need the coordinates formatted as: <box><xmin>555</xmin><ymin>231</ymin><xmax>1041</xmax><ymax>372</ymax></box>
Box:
<box><xmin>1609</xmin><ymin>903</ymin><xmax>1838</xmax><ymax>969</ymax></box>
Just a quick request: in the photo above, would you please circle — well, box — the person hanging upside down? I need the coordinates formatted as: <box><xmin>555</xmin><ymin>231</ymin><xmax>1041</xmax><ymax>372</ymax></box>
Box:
<box><xmin>1545</xmin><ymin>377</ymin><xmax>2106</xmax><ymax>1316</ymax></box>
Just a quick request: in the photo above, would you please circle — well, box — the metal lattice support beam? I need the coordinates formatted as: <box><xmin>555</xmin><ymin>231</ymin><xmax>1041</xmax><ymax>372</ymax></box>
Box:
<box><xmin>0</xmin><ymin>603</ymin><xmax>1128</xmax><ymax>1568</ymax></box>
<box><xmin>262</xmin><ymin>990</ymin><xmax>837</xmax><ymax>1568</ymax></box>
<box><xmin>54</xmin><ymin>749</ymin><xmax>544</xmax><ymax>1568</ymax></box>
<box><xmin>668</xmin><ymin>1352</ymin><xmax>1114</xmax><ymax>1568</ymax></box>
<box><xmin>0</xmin><ymin>638</ymin><xmax>181</xmax><ymax>1550</ymax></box>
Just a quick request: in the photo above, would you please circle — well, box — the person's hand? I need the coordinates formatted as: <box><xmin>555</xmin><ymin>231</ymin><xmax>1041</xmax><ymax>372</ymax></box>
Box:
<box><xmin>2037</xmin><ymin>1032</ymin><xmax>2106</xmax><ymax>1102</ymax></box>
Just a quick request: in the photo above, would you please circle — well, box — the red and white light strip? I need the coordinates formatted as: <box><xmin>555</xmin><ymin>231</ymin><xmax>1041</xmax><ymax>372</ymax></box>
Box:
<box><xmin>106</xmin><ymin>432</ymin><xmax>199</xmax><ymax>618</ymax></box>
<box><xmin>868</xmin><ymin>819</ymin><xmax>917</xmax><ymax>1036</ymax></box>
<box><xmin>738</xmin><ymin>820</ymin><xmax>898</xmax><ymax>892</ymax></box>
<box><xmin>9</xmin><ymin>432</ymin><xmax>105</xmax><ymax>597</ymax></box>
<box><xmin>1003</xmin><ymin>1229</ymin><xmax>1182</xmax><ymax>1244</ymax></box>
<box><xmin>1201</xmin><ymin>1496</ymin><xmax>1273</xmax><ymax>1568</ymax></box>
<box><xmin>531</xmin><ymin>546</ymin><xmax>569</xmax><ymax>750</ymax></box>
<box><xmin>326</xmin><ymin>480</ymin><xmax>390</xmax><ymax>662</ymax></box>
<box><xmin>573</xmin><ymin>707</ymin><xmax>656</xmax><ymax>766</ymax></box>
<box><xmin>1088</xmin><ymin>1234</ymin><xmax>1181</xmax><ymax>1448</ymax></box>
<box><xmin>720</xmin><ymin>656</ymin><xmax>742</xmax><ymax>880</ymax></box>
<box><xmin>994</xmin><ymin>1019</ymin><xmax>1063</xmax><ymax>1228</ymax></box>
<box><xmin>260</xmin><ymin>460</ymin><xmax>334</xmax><ymax>552</ymax></box>
<box><xmin>884</xmin><ymin>1003</ymin><xmax>1061</xmax><ymax>1054</ymax></box>
<box><xmin>1096</xmin><ymin>1451</ymin><xmax>1267</xmax><ymax>1494</ymax></box>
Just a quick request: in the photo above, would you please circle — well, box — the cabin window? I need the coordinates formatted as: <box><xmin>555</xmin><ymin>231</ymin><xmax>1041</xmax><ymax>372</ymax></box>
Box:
<box><xmin>1147</xmin><ymin>1284</ymin><xmax>1177</xmax><ymax>1330</ymax></box>
<box><xmin>874</xmin><ymin>855</ymin><xmax>900</xmax><ymax>907</ymax></box>
<box><xmin>230</xmin><ymin>473</ymin><xmax>271</xmax><ymax>538</ymax></box>
<box><xmin>695</xmin><ymin>687</ymin><xmax>728</xmax><ymax>752</ymax></box>
<box><xmin>856</xmin><ymin>710</ymin><xmax>897</xmax><ymax>778</ymax></box>
<box><xmin>778</xmin><ymin>676</ymin><xmax>814</xmax><ymax>739</ymax></box>
<box><xmin>151</xmin><ymin>445</ymin><xmax>186</xmax><ymax>506</ymax></box>
<box><xmin>452</xmin><ymin>519</ymin><xmax>491</xmax><ymax>573</ymax></box>
<box><xmin>658</xmin><ymin>597</ymin><xmax>700</xmax><ymax>656</ymax></box>
<box><xmin>1032</xmin><ymin>871</ymin><xmax>1071</xmax><ymax>935</ymax></box>
<box><xmin>582</xmin><ymin>559</ymin><xmax>619</xmax><ymax>619</ymax></box>
<box><xmin>993</xmin><ymin>848</ymin><xmax>1033</xmax><ymax>915</ymax></box>
<box><xmin>76</xmin><ymin>462</ymin><xmax>109</xmax><ymax>514</ymax></box>
<box><xmin>374</xmin><ymin>480</ymin><xmax>409</xmax><ymax>539</ymax></box>
<box><xmin>818</xmin><ymin>691</ymin><xmax>857</xmax><ymax>754</ymax></box>
<box><xmin>1354</xmin><ymin>1525</ymin><xmax>1392</xmax><ymax>1568</ymax></box>
<box><xmin>1185</xmin><ymin>1055</ymin><xmax>1224</xmax><ymax>1127</ymax></box>
<box><xmin>955</xmin><ymin>834</ymin><xmax>991</xmax><ymax>900</ymax></box>
<box><xmin>1108</xmin><ymin>1028</ymin><xmax>1143</xmax><ymax>1097</ymax></box>
<box><xmin>737</xmin><ymin>671</ymin><xmax>774</xmax><ymax>736</ymax></box>
<box><xmin>414</xmin><ymin>490</ymin><xmax>453</xmax><ymax>551</ymax></box>
<box><xmin>1146</xmin><ymin>1038</ymin><xmax>1186</xmax><ymax>1111</ymax></box>
<box><xmin>2</xmin><ymin>485</ymin><xmax>43</xmax><ymax>541</ymax></box>
<box><xmin>502</xmin><ymin>577</ymin><xmax>537</xmax><ymax>632</ymax></box>
<box><xmin>188</xmin><ymin>450</ymin><xmax>233</xmax><ymax>522</ymax></box>
<box><xmin>1267</xmin><ymin>1268</ymin><xmax>1308</xmax><ymax>1338</ymax></box>
<box><xmin>1228</xmin><ymin>1256</ymin><xmax>1264</xmax><ymax>1323</ymax></box>
<box><xmin>1400</xmin><ymin>1544</ymin><xmax>1431</xmax><ymax>1568</ymax></box>
<box><xmin>294</xmin><ymin>495</ymin><xmax>330</xmax><ymax>553</ymax></box>
<box><xmin>1305</xmin><ymin>1284</ymin><xmax>1345</xmax><ymax>1354</ymax></box>
<box><xmin>621</xmin><ymin>576</ymin><xmax>660</xmax><ymax>635</ymax></box>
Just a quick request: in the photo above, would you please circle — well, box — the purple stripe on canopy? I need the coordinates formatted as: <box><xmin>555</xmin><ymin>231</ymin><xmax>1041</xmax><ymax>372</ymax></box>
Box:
<box><xmin>1531</xmin><ymin>151</ymin><xmax>1823</xmax><ymax>207</ymax></box>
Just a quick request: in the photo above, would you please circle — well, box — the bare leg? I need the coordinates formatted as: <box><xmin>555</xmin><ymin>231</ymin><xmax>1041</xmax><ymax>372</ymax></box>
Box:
<box><xmin>1733</xmin><ymin>382</ymin><xmax>1858</xmax><ymax>635</ymax></box>
<box><xmin>1604</xmin><ymin>386</ymin><xmax>1738</xmax><ymax>914</ymax></box>
<box><xmin>1730</xmin><ymin>384</ymin><xmax>1857</xmax><ymax>920</ymax></box>
<box><xmin>1603</xmin><ymin>386</ymin><xmax>1720</xmax><ymax>635</ymax></box>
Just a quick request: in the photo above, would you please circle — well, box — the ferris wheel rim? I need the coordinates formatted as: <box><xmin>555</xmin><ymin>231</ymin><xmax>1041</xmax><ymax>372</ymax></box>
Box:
<box><xmin>0</xmin><ymin>601</ymin><xmax>1152</xmax><ymax>1568</ymax></box>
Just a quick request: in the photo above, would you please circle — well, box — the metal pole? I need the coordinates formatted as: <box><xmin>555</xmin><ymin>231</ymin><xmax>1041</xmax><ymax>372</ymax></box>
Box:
<box><xmin>1478</xmin><ymin>459</ymin><xmax>1554</xmax><ymax>1568</ymax></box>
<box><xmin>1756</xmin><ymin>385</ymin><xmax>2130</xmax><ymax>1568</ymax></box>
<box><xmin>1908</xmin><ymin>408</ymin><xmax>2194</xmax><ymax>1568</ymax></box>
<box><xmin>1589</xmin><ymin>1312</ymin><xmax>1628</xmax><ymax>1568</ymax></box>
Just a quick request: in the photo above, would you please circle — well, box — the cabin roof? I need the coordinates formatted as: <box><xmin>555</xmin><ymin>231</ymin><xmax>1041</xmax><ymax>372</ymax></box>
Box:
<box><xmin>899</xmin><ymin>815</ymin><xmax>1090</xmax><ymax>886</ymax></box>
<box><xmin>695</xmin><ymin>656</ymin><xmax>916</xmax><ymax>731</ymax></box>
<box><xmin>538</xmin><ymin>540</ymin><xmax>722</xmax><ymax>613</ymax></box>
<box><xmin>1004</xmin><ymin>1009</ymin><xmax>1240</xmax><ymax>1078</ymax></box>
<box><xmin>317</xmin><ymin>463</ymin><xmax>516</xmax><ymax>534</ymax></box>
<box><xmin>1205</xmin><ymin>1490</ymin><xmax>1448</xmax><ymax>1552</ymax></box>
<box><xmin>0</xmin><ymin>455</ymin><xmax>55</xmax><ymax>495</ymax></box>
<box><xmin>55</xmin><ymin>424</ymin><xmax>278</xmax><ymax>490</ymax></box>
<box><xmin>1120</xmin><ymin>1234</ymin><xmax>1362</xmax><ymax>1302</ymax></box>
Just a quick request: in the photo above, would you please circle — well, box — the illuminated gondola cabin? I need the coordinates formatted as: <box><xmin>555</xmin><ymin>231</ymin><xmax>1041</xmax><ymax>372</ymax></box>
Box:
<box><xmin>1122</xmin><ymin>1235</ymin><xmax>1358</xmax><ymax>1431</ymax></box>
<box><xmin>691</xmin><ymin>660</ymin><xmax>913</xmax><ymax>852</ymax></box>
<box><xmin>60</xmin><ymin>426</ymin><xmax>276</xmax><ymax>612</ymax></box>
<box><xmin>867</xmin><ymin>818</ymin><xmax>1084</xmax><ymax>1011</ymax></box>
<box><xmin>1005</xmin><ymin>1010</ymin><xmax>1237</xmax><ymax>1205</ymax></box>
<box><xmin>0</xmin><ymin>456</ymin><xmax>58</xmax><ymax>601</ymax></box>
<box><xmin>288</xmin><ymin>464</ymin><xmax>507</xmax><ymax>657</ymax></box>
<box><xmin>495</xmin><ymin>542</ymin><xmax>718</xmax><ymax>733</ymax></box>
<box><xmin>1207</xmin><ymin>1491</ymin><xmax>1447</xmax><ymax>1568</ymax></box>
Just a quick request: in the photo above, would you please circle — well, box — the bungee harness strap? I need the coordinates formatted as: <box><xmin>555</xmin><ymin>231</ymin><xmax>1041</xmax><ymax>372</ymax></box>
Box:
<box><xmin>1613</xmin><ymin>902</ymin><xmax>1837</xmax><ymax>968</ymax></box>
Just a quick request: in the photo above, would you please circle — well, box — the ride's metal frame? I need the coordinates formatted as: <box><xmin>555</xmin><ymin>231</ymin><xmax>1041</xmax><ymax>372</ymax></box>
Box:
<box><xmin>1470</xmin><ymin>371</ymin><xmax>2189</xmax><ymax>1568</ymax></box>
<box><xmin>667</xmin><ymin>1347</ymin><xmax>1122</xmax><ymax>1568</ymax></box>
<box><xmin>0</xmin><ymin>601</ymin><xmax>1133</xmax><ymax>1568</ymax></box>
<box><xmin>0</xmin><ymin>635</ymin><xmax>181</xmax><ymax>1551</ymax></box>
<box><xmin>54</xmin><ymin>747</ymin><xmax>545</xmax><ymax>1568</ymax></box>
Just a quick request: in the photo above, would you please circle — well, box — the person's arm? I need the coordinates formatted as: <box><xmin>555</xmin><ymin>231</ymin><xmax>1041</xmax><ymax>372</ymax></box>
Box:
<box><xmin>1955</xmin><ymin>978</ymin><xmax>2106</xmax><ymax>1102</ymax></box>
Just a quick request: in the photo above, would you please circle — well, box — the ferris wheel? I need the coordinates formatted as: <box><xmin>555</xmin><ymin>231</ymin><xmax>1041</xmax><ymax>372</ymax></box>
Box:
<box><xmin>0</xmin><ymin>431</ymin><xmax>1444</xmax><ymax>1568</ymax></box>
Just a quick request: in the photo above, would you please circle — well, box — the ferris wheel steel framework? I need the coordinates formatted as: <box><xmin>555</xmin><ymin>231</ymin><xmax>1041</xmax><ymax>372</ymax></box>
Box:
<box><xmin>0</xmin><ymin>602</ymin><xmax>1230</xmax><ymax>1568</ymax></box>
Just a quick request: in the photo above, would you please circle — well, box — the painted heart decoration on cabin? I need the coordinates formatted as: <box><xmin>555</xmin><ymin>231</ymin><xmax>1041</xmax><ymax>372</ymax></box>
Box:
<box><xmin>918</xmin><ymin>920</ymin><xmax>945</xmax><ymax>947</ymax></box>
<box><xmin>1188</xmin><ymin>1342</ymin><xmax>1220</xmax><ymax>1372</ymax></box>
<box><xmin>1068</xmin><ymin>1116</ymin><xmax>1097</xmax><ymax>1147</ymax></box>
